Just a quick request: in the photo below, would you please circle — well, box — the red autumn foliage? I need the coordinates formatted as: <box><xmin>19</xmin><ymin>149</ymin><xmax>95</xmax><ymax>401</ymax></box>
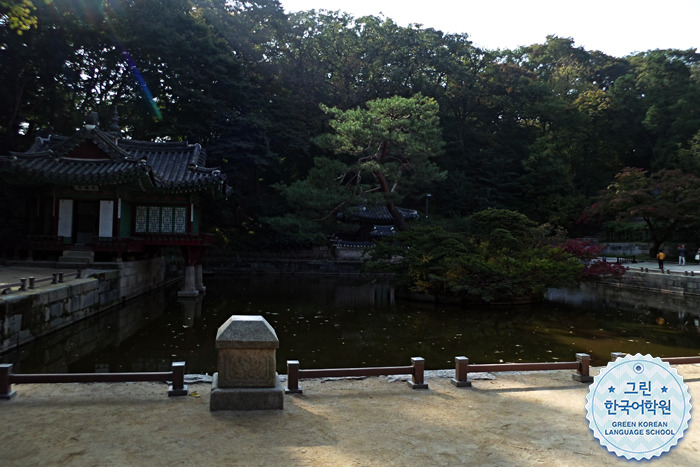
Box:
<box><xmin>563</xmin><ymin>239</ymin><xmax>626</xmax><ymax>279</ymax></box>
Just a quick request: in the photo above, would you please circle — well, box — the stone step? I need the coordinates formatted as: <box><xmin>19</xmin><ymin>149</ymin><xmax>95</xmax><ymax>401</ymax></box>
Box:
<box><xmin>59</xmin><ymin>250</ymin><xmax>94</xmax><ymax>264</ymax></box>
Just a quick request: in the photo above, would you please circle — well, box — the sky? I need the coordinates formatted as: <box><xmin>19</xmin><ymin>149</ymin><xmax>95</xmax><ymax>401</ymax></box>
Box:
<box><xmin>280</xmin><ymin>0</ymin><xmax>700</xmax><ymax>57</ymax></box>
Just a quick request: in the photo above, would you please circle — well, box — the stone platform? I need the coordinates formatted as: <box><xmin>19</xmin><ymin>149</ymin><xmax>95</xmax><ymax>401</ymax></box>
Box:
<box><xmin>209</xmin><ymin>372</ymin><xmax>284</xmax><ymax>411</ymax></box>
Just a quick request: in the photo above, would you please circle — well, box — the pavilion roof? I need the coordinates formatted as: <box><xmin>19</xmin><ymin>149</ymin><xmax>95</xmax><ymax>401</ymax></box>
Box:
<box><xmin>0</xmin><ymin>116</ymin><xmax>229</xmax><ymax>197</ymax></box>
<box><xmin>341</xmin><ymin>205</ymin><xmax>419</xmax><ymax>224</ymax></box>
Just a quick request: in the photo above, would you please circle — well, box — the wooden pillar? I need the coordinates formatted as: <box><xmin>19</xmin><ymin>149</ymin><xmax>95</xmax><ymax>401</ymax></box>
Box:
<box><xmin>285</xmin><ymin>360</ymin><xmax>302</xmax><ymax>394</ymax></box>
<box><xmin>113</xmin><ymin>197</ymin><xmax>121</xmax><ymax>238</ymax></box>
<box><xmin>451</xmin><ymin>356</ymin><xmax>471</xmax><ymax>387</ymax></box>
<box><xmin>0</xmin><ymin>364</ymin><xmax>16</xmax><ymax>399</ymax></box>
<box><xmin>572</xmin><ymin>353</ymin><xmax>594</xmax><ymax>382</ymax></box>
<box><xmin>409</xmin><ymin>357</ymin><xmax>428</xmax><ymax>389</ymax></box>
<box><xmin>168</xmin><ymin>362</ymin><xmax>188</xmax><ymax>397</ymax></box>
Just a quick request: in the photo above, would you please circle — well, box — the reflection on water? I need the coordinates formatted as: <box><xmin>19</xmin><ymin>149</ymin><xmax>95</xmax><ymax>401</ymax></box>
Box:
<box><xmin>3</xmin><ymin>277</ymin><xmax>700</xmax><ymax>373</ymax></box>
<box><xmin>1</xmin><ymin>286</ymin><xmax>177</xmax><ymax>373</ymax></box>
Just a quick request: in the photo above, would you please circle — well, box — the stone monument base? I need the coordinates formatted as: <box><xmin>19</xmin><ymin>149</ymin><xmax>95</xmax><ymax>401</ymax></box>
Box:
<box><xmin>210</xmin><ymin>372</ymin><xmax>284</xmax><ymax>411</ymax></box>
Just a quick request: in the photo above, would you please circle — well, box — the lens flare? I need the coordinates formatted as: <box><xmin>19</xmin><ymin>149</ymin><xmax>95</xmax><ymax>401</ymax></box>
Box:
<box><xmin>122</xmin><ymin>50</ymin><xmax>162</xmax><ymax>121</ymax></box>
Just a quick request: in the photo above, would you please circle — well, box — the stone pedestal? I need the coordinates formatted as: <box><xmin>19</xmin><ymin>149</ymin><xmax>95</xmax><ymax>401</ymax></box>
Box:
<box><xmin>194</xmin><ymin>264</ymin><xmax>206</xmax><ymax>293</ymax></box>
<box><xmin>210</xmin><ymin>315</ymin><xmax>283</xmax><ymax>411</ymax></box>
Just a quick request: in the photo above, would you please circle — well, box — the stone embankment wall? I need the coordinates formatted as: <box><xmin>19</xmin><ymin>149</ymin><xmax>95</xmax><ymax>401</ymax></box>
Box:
<box><xmin>587</xmin><ymin>269</ymin><xmax>700</xmax><ymax>315</ymax></box>
<box><xmin>0</xmin><ymin>258</ymin><xmax>169</xmax><ymax>353</ymax></box>
<box><xmin>609</xmin><ymin>269</ymin><xmax>700</xmax><ymax>296</ymax></box>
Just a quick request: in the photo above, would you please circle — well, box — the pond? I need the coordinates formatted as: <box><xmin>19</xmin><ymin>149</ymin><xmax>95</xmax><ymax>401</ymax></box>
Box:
<box><xmin>3</xmin><ymin>275</ymin><xmax>700</xmax><ymax>374</ymax></box>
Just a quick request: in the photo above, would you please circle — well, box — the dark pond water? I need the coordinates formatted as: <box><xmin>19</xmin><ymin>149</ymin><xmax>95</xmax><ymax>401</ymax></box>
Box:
<box><xmin>3</xmin><ymin>276</ymin><xmax>700</xmax><ymax>374</ymax></box>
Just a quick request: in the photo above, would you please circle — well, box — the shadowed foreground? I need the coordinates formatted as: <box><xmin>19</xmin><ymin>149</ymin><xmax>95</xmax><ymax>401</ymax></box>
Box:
<box><xmin>1</xmin><ymin>366</ymin><xmax>699</xmax><ymax>466</ymax></box>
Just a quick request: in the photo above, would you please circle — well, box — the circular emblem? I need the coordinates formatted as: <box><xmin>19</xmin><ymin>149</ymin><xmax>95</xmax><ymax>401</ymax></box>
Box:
<box><xmin>585</xmin><ymin>354</ymin><xmax>692</xmax><ymax>460</ymax></box>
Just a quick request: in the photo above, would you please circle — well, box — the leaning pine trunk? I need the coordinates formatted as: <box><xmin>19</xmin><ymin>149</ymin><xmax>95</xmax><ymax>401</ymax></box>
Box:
<box><xmin>373</xmin><ymin>169</ymin><xmax>408</xmax><ymax>231</ymax></box>
<box><xmin>387</xmin><ymin>201</ymin><xmax>408</xmax><ymax>231</ymax></box>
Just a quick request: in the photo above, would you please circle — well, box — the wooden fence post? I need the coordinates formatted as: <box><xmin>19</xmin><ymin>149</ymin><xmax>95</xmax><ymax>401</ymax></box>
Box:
<box><xmin>0</xmin><ymin>364</ymin><xmax>16</xmax><ymax>399</ymax></box>
<box><xmin>572</xmin><ymin>353</ymin><xmax>593</xmax><ymax>382</ymax></box>
<box><xmin>451</xmin><ymin>356</ymin><xmax>471</xmax><ymax>387</ymax></box>
<box><xmin>285</xmin><ymin>360</ymin><xmax>302</xmax><ymax>394</ymax></box>
<box><xmin>168</xmin><ymin>361</ymin><xmax>188</xmax><ymax>397</ymax></box>
<box><xmin>409</xmin><ymin>357</ymin><xmax>428</xmax><ymax>389</ymax></box>
<box><xmin>611</xmin><ymin>352</ymin><xmax>626</xmax><ymax>361</ymax></box>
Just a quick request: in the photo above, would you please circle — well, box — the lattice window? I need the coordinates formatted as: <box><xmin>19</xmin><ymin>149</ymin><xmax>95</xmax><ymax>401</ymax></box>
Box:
<box><xmin>148</xmin><ymin>206</ymin><xmax>160</xmax><ymax>232</ymax></box>
<box><xmin>161</xmin><ymin>207</ymin><xmax>173</xmax><ymax>233</ymax></box>
<box><xmin>174</xmin><ymin>207</ymin><xmax>187</xmax><ymax>233</ymax></box>
<box><xmin>135</xmin><ymin>206</ymin><xmax>148</xmax><ymax>233</ymax></box>
<box><xmin>135</xmin><ymin>205</ymin><xmax>187</xmax><ymax>234</ymax></box>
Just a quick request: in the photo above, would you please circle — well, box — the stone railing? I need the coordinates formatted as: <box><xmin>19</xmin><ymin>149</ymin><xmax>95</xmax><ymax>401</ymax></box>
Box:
<box><xmin>0</xmin><ymin>270</ymin><xmax>82</xmax><ymax>295</ymax></box>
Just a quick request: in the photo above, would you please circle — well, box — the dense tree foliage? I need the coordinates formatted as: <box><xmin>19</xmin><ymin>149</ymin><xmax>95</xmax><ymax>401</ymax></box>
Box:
<box><xmin>580</xmin><ymin>167</ymin><xmax>700</xmax><ymax>254</ymax></box>
<box><xmin>2</xmin><ymin>1</ymin><xmax>700</xmax><ymax>251</ymax></box>
<box><xmin>364</xmin><ymin>210</ymin><xmax>583</xmax><ymax>303</ymax></box>
<box><xmin>0</xmin><ymin>0</ymin><xmax>48</xmax><ymax>33</ymax></box>
<box><xmin>561</xmin><ymin>239</ymin><xmax>626</xmax><ymax>279</ymax></box>
<box><xmin>279</xmin><ymin>94</ymin><xmax>445</xmax><ymax>231</ymax></box>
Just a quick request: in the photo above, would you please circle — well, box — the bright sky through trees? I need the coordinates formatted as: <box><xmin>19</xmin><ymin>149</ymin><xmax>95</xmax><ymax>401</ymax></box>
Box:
<box><xmin>281</xmin><ymin>0</ymin><xmax>700</xmax><ymax>57</ymax></box>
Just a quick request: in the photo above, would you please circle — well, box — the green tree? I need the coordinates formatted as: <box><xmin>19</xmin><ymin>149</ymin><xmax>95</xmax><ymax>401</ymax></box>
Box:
<box><xmin>1</xmin><ymin>0</ymin><xmax>257</xmax><ymax>146</ymax></box>
<box><xmin>282</xmin><ymin>94</ymin><xmax>446</xmax><ymax>231</ymax></box>
<box><xmin>0</xmin><ymin>0</ymin><xmax>112</xmax><ymax>147</ymax></box>
<box><xmin>612</xmin><ymin>50</ymin><xmax>700</xmax><ymax>171</ymax></box>
<box><xmin>465</xmin><ymin>208</ymin><xmax>545</xmax><ymax>247</ymax></box>
<box><xmin>580</xmin><ymin>167</ymin><xmax>700</xmax><ymax>255</ymax></box>
<box><xmin>677</xmin><ymin>129</ymin><xmax>700</xmax><ymax>174</ymax></box>
<box><xmin>1</xmin><ymin>0</ymin><xmax>50</xmax><ymax>33</ymax></box>
<box><xmin>426</xmin><ymin>36</ymin><xmax>514</xmax><ymax>217</ymax></box>
<box><xmin>365</xmin><ymin>213</ymin><xmax>581</xmax><ymax>304</ymax></box>
<box><xmin>509</xmin><ymin>37</ymin><xmax>631</xmax><ymax>225</ymax></box>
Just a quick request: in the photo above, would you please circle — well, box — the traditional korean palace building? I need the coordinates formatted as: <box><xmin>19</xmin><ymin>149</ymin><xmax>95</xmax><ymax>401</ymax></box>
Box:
<box><xmin>338</xmin><ymin>205</ymin><xmax>419</xmax><ymax>242</ymax></box>
<box><xmin>0</xmin><ymin>112</ymin><xmax>230</xmax><ymax>297</ymax></box>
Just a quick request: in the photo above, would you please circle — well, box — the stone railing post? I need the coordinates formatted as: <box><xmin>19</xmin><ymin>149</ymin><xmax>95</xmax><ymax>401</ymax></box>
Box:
<box><xmin>210</xmin><ymin>315</ymin><xmax>283</xmax><ymax>411</ymax></box>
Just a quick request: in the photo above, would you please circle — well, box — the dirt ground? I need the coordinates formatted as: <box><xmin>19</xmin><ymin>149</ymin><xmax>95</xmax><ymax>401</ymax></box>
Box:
<box><xmin>1</xmin><ymin>366</ymin><xmax>699</xmax><ymax>467</ymax></box>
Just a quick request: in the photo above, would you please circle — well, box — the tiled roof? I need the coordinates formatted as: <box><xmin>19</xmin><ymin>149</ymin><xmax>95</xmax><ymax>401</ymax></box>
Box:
<box><xmin>342</xmin><ymin>205</ymin><xmax>419</xmax><ymax>224</ymax></box>
<box><xmin>0</xmin><ymin>125</ymin><xmax>229</xmax><ymax>196</ymax></box>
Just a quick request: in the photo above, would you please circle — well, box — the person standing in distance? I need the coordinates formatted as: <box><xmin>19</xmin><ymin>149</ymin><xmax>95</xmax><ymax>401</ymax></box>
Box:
<box><xmin>678</xmin><ymin>244</ymin><xmax>686</xmax><ymax>265</ymax></box>
<box><xmin>657</xmin><ymin>250</ymin><xmax>666</xmax><ymax>271</ymax></box>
